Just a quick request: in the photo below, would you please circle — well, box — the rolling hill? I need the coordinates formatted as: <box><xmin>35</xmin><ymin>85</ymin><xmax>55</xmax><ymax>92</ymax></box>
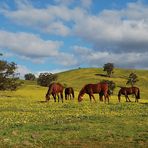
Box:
<box><xmin>57</xmin><ymin>67</ymin><xmax>148</xmax><ymax>99</ymax></box>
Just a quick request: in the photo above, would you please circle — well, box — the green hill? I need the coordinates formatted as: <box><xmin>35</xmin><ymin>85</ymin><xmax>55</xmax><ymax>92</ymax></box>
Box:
<box><xmin>57</xmin><ymin>68</ymin><xmax>148</xmax><ymax>99</ymax></box>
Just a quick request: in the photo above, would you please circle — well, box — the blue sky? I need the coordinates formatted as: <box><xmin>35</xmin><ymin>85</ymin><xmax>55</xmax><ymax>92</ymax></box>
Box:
<box><xmin>0</xmin><ymin>0</ymin><xmax>148</xmax><ymax>77</ymax></box>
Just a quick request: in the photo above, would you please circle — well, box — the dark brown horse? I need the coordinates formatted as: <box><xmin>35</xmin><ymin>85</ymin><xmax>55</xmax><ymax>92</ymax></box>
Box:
<box><xmin>118</xmin><ymin>86</ymin><xmax>140</xmax><ymax>102</ymax></box>
<box><xmin>78</xmin><ymin>83</ymin><xmax>109</xmax><ymax>103</ymax></box>
<box><xmin>45</xmin><ymin>82</ymin><xmax>64</xmax><ymax>102</ymax></box>
<box><xmin>65</xmin><ymin>87</ymin><xmax>74</xmax><ymax>100</ymax></box>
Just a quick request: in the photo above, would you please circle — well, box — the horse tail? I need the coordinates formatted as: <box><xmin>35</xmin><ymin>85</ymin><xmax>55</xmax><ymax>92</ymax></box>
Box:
<box><xmin>136</xmin><ymin>88</ymin><xmax>140</xmax><ymax>99</ymax></box>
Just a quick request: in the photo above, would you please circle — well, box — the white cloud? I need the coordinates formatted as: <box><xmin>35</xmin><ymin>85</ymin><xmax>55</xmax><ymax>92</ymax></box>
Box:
<box><xmin>73</xmin><ymin>46</ymin><xmax>148</xmax><ymax>69</ymax></box>
<box><xmin>0</xmin><ymin>30</ymin><xmax>61</xmax><ymax>57</ymax></box>
<box><xmin>1</xmin><ymin>1</ymin><xmax>148</xmax><ymax>68</ymax></box>
<box><xmin>54</xmin><ymin>0</ymin><xmax>74</xmax><ymax>6</ymax></box>
<box><xmin>73</xmin><ymin>2</ymin><xmax>148</xmax><ymax>53</ymax></box>
<box><xmin>54</xmin><ymin>52</ymin><xmax>77</xmax><ymax>66</ymax></box>
<box><xmin>0</xmin><ymin>30</ymin><xmax>77</xmax><ymax>66</ymax></box>
<box><xmin>43</xmin><ymin>21</ymin><xmax>71</xmax><ymax>36</ymax></box>
<box><xmin>80</xmin><ymin>0</ymin><xmax>92</xmax><ymax>8</ymax></box>
<box><xmin>16</xmin><ymin>64</ymin><xmax>31</xmax><ymax>78</ymax></box>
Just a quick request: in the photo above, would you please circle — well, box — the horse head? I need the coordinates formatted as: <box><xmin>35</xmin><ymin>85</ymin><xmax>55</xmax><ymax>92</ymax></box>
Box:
<box><xmin>78</xmin><ymin>94</ymin><xmax>83</xmax><ymax>102</ymax></box>
<box><xmin>45</xmin><ymin>94</ymin><xmax>50</xmax><ymax>101</ymax></box>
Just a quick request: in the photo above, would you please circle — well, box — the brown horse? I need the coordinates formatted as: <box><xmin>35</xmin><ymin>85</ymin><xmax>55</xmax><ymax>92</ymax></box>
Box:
<box><xmin>78</xmin><ymin>83</ymin><xmax>109</xmax><ymax>103</ymax></box>
<box><xmin>118</xmin><ymin>86</ymin><xmax>140</xmax><ymax>102</ymax></box>
<box><xmin>45</xmin><ymin>82</ymin><xmax>64</xmax><ymax>102</ymax></box>
<box><xmin>65</xmin><ymin>87</ymin><xmax>74</xmax><ymax>100</ymax></box>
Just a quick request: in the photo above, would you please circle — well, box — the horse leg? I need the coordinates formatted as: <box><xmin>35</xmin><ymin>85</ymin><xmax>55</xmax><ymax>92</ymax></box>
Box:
<box><xmin>106</xmin><ymin>96</ymin><xmax>109</xmax><ymax>103</ymax></box>
<box><xmin>70</xmin><ymin>94</ymin><xmax>72</xmax><ymax>100</ymax></box>
<box><xmin>65</xmin><ymin>94</ymin><xmax>67</xmax><ymax>100</ymax></box>
<box><xmin>99</xmin><ymin>93</ymin><xmax>103</xmax><ymax>102</ymax></box>
<box><xmin>89</xmin><ymin>94</ymin><xmax>92</xmax><ymax>102</ymax></box>
<box><xmin>52</xmin><ymin>94</ymin><xmax>56</xmax><ymax>102</ymax></box>
<box><xmin>118</xmin><ymin>92</ymin><xmax>121</xmax><ymax>103</ymax></box>
<box><xmin>125</xmin><ymin>95</ymin><xmax>128</xmax><ymax>102</ymax></box>
<box><xmin>135</xmin><ymin>96</ymin><xmax>138</xmax><ymax>103</ymax></box>
<box><xmin>127</xmin><ymin>95</ymin><xmax>131</xmax><ymax>102</ymax></box>
<box><xmin>60</xmin><ymin>93</ymin><xmax>63</xmax><ymax>103</ymax></box>
<box><xmin>91</xmin><ymin>94</ymin><xmax>96</xmax><ymax>102</ymax></box>
<box><xmin>57</xmin><ymin>94</ymin><xmax>60</xmax><ymax>102</ymax></box>
<box><xmin>134</xmin><ymin>94</ymin><xmax>138</xmax><ymax>102</ymax></box>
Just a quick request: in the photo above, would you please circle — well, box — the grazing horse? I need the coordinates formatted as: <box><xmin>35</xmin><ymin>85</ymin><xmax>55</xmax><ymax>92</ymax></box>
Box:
<box><xmin>78</xmin><ymin>83</ymin><xmax>109</xmax><ymax>103</ymax></box>
<box><xmin>99</xmin><ymin>90</ymin><xmax>111</xmax><ymax>102</ymax></box>
<box><xmin>118</xmin><ymin>86</ymin><xmax>140</xmax><ymax>102</ymax></box>
<box><xmin>65</xmin><ymin>87</ymin><xmax>74</xmax><ymax>100</ymax></box>
<box><xmin>45</xmin><ymin>82</ymin><xmax>64</xmax><ymax>102</ymax></box>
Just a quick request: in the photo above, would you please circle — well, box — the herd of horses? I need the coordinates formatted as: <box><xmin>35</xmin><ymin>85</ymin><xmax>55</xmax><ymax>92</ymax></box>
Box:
<box><xmin>45</xmin><ymin>82</ymin><xmax>140</xmax><ymax>103</ymax></box>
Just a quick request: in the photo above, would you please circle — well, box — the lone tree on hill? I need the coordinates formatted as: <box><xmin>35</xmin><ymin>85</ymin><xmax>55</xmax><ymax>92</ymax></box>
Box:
<box><xmin>126</xmin><ymin>72</ymin><xmax>139</xmax><ymax>87</ymax></box>
<box><xmin>37</xmin><ymin>72</ymin><xmax>58</xmax><ymax>87</ymax></box>
<box><xmin>0</xmin><ymin>54</ymin><xmax>22</xmax><ymax>90</ymax></box>
<box><xmin>103</xmin><ymin>63</ymin><xmax>114</xmax><ymax>77</ymax></box>
<box><xmin>24</xmin><ymin>73</ymin><xmax>36</xmax><ymax>81</ymax></box>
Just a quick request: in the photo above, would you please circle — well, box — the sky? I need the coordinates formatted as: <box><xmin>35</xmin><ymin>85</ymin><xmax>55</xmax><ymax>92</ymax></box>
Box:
<box><xmin>0</xmin><ymin>0</ymin><xmax>148</xmax><ymax>77</ymax></box>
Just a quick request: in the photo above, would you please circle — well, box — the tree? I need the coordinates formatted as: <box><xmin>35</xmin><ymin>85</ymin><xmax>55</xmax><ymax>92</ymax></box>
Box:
<box><xmin>37</xmin><ymin>72</ymin><xmax>58</xmax><ymax>87</ymax></box>
<box><xmin>103</xmin><ymin>63</ymin><xmax>114</xmax><ymax>77</ymax></box>
<box><xmin>24</xmin><ymin>73</ymin><xmax>36</xmax><ymax>81</ymax></box>
<box><xmin>126</xmin><ymin>72</ymin><xmax>139</xmax><ymax>87</ymax></box>
<box><xmin>0</xmin><ymin>58</ymin><xmax>22</xmax><ymax>90</ymax></box>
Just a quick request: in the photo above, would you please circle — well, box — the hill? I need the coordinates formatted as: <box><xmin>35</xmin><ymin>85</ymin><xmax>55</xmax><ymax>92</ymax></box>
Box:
<box><xmin>57</xmin><ymin>67</ymin><xmax>148</xmax><ymax>99</ymax></box>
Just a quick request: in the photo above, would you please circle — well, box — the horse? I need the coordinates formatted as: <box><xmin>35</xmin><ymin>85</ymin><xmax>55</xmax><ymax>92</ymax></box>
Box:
<box><xmin>118</xmin><ymin>86</ymin><xmax>140</xmax><ymax>102</ymax></box>
<box><xmin>45</xmin><ymin>82</ymin><xmax>64</xmax><ymax>102</ymax></box>
<box><xmin>78</xmin><ymin>83</ymin><xmax>109</xmax><ymax>103</ymax></box>
<box><xmin>99</xmin><ymin>89</ymin><xmax>111</xmax><ymax>102</ymax></box>
<box><xmin>65</xmin><ymin>87</ymin><xmax>74</xmax><ymax>100</ymax></box>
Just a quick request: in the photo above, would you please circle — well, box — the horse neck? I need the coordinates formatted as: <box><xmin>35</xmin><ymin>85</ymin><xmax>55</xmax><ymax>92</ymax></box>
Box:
<box><xmin>47</xmin><ymin>85</ymin><xmax>53</xmax><ymax>95</ymax></box>
<box><xmin>78</xmin><ymin>87</ymin><xmax>85</xmax><ymax>98</ymax></box>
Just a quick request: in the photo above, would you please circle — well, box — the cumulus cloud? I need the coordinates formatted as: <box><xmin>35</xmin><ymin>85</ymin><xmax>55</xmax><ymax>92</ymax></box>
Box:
<box><xmin>74</xmin><ymin>3</ymin><xmax>148</xmax><ymax>53</ymax></box>
<box><xmin>16</xmin><ymin>64</ymin><xmax>31</xmax><ymax>78</ymax></box>
<box><xmin>0</xmin><ymin>30</ymin><xmax>76</xmax><ymax>66</ymax></box>
<box><xmin>80</xmin><ymin>0</ymin><xmax>92</xmax><ymax>9</ymax></box>
<box><xmin>0</xmin><ymin>30</ymin><xmax>61</xmax><ymax>58</ymax></box>
<box><xmin>1</xmin><ymin>0</ymin><xmax>148</xmax><ymax>69</ymax></box>
<box><xmin>54</xmin><ymin>0</ymin><xmax>74</xmax><ymax>6</ymax></box>
<box><xmin>73</xmin><ymin>46</ymin><xmax>148</xmax><ymax>69</ymax></box>
<box><xmin>1</xmin><ymin>3</ymin><xmax>73</xmax><ymax>36</ymax></box>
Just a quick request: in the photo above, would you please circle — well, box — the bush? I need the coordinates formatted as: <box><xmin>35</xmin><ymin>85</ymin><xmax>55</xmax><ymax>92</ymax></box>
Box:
<box><xmin>37</xmin><ymin>73</ymin><xmax>58</xmax><ymax>87</ymax></box>
<box><xmin>24</xmin><ymin>73</ymin><xmax>36</xmax><ymax>81</ymax></box>
<box><xmin>103</xmin><ymin>63</ymin><xmax>114</xmax><ymax>77</ymax></box>
<box><xmin>0</xmin><ymin>60</ymin><xmax>22</xmax><ymax>90</ymax></box>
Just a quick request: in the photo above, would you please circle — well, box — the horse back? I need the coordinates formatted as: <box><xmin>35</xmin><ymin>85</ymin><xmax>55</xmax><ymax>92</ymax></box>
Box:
<box><xmin>120</xmin><ymin>86</ymin><xmax>139</xmax><ymax>95</ymax></box>
<box><xmin>51</xmin><ymin>83</ymin><xmax>64</xmax><ymax>93</ymax></box>
<box><xmin>85</xmin><ymin>83</ymin><xmax>108</xmax><ymax>93</ymax></box>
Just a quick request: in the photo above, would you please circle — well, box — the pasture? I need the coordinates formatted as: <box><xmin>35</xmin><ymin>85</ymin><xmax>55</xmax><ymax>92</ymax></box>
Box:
<box><xmin>0</xmin><ymin>68</ymin><xmax>148</xmax><ymax>147</ymax></box>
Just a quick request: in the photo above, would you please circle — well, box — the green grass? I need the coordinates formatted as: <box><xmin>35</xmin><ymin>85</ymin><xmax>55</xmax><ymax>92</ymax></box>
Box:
<box><xmin>0</xmin><ymin>68</ymin><xmax>148</xmax><ymax>147</ymax></box>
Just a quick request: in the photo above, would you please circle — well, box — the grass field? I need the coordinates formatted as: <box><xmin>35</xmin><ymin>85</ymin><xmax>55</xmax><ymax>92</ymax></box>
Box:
<box><xmin>0</xmin><ymin>68</ymin><xmax>148</xmax><ymax>147</ymax></box>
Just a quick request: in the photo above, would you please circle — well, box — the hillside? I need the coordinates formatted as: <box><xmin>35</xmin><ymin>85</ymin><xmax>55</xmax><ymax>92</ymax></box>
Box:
<box><xmin>57</xmin><ymin>68</ymin><xmax>148</xmax><ymax>99</ymax></box>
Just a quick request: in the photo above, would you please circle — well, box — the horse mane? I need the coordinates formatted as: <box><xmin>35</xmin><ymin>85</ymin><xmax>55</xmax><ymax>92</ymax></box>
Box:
<box><xmin>78</xmin><ymin>84</ymin><xmax>88</xmax><ymax>98</ymax></box>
